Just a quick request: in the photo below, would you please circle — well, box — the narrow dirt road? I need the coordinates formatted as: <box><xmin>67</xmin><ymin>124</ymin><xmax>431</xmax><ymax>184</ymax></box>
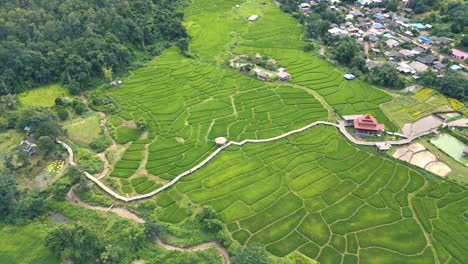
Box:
<box><xmin>156</xmin><ymin>237</ymin><xmax>230</xmax><ymax>264</ymax></box>
<box><xmin>66</xmin><ymin>185</ymin><xmax>230</xmax><ymax>263</ymax></box>
<box><xmin>67</xmin><ymin>185</ymin><xmax>145</xmax><ymax>223</ymax></box>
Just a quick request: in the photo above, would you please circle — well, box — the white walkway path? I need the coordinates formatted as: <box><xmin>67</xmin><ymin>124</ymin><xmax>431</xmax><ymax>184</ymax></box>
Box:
<box><xmin>58</xmin><ymin>120</ymin><xmax>433</xmax><ymax>202</ymax></box>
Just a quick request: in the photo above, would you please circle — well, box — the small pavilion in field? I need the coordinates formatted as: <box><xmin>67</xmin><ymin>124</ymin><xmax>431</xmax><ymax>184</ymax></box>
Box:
<box><xmin>215</xmin><ymin>137</ymin><xmax>227</xmax><ymax>147</ymax></box>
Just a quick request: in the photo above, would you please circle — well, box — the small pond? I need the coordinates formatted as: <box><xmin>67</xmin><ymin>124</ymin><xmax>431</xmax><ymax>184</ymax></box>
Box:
<box><xmin>430</xmin><ymin>133</ymin><xmax>468</xmax><ymax>166</ymax></box>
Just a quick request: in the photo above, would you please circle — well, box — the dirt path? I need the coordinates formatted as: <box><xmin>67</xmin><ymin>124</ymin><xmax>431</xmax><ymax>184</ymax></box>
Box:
<box><xmin>67</xmin><ymin>185</ymin><xmax>145</xmax><ymax>223</ymax></box>
<box><xmin>156</xmin><ymin>237</ymin><xmax>230</xmax><ymax>264</ymax></box>
<box><xmin>79</xmin><ymin>95</ymin><xmax>116</xmax><ymax>179</ymax></box>
<box><xmin>66</xmin><ymin>185</ymin><xmax>230</xmax><ymax>263</ymax></box>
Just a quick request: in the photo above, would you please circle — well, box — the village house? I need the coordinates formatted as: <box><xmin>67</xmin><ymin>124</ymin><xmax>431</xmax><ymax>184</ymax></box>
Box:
<box><xmin>397</xmin><ymin>62</ymin><xmax>414</xmax><ymax>74</ymax></box>
<box><xmin>451</xmin><ymin>49</ymin><xmax>468</xmax><ymax>60</ymax></box>
<box><xmin>110</xmin><ymin>80</ymin><xmax>122</xmax><ymax>87</ymax></box>
<box><xmin>411</xmin><ymin>46</ymin><xmax>426</xmax><ymax>55</ymax></box>
<box><xmin>431</xmin><ymin>37</ymin><xmax>453</xmax><ymax>45</ymax></box>
<box><xmin>255</xmin><ymin>70</ymin><xmax>268</xmax><ymax>81</ymax></box>
<box><xmin>416</xmin><ymin>54</ymin><xmax>437</xmax><ymax>65</ymax></box>
<box><xmin>278</xmin><ymin>71</ymin><xmax>290</xmax><ymax>81</ymax></box>
<box><xmin>299</xmin><ymin>3</ymin><xmax>311</xmax><ymax>12</ymax></box>
<box><xmin>385</xmin><ymin>50</ymin><xmax>405</xmax><ymax>59</ymax></box>
<box><xmin>20</xmin><ymin>140</ymin><xmax>38</xmax><ymax>156</ymax></box>
<box><xmin>418</xmin><ymin>36</ymin><xmax>433</xmax><ymax>45</ymax></box>
<box><xmin>463</xmin><ymin>146</ymin><xmax>468</xmax><ymax>158</ymax></box>
<box><xmin>411</xmin><ymin>23</ymin><xmax>427</xmax><ymax>30</ymax></box>
<box><xmin>409</xmin><ymin>61</ymin><xmax>428</xmax><ymax>73</ymax></box>
<box><xmin>432</xmin><ymin>61</ymin><xmax>446</xmax><ymax>72</ymax></box>
<box><xmin>386</xmin><ymin>39</ymin><xmax>400</xmax><ymax>48</ymax></box>
<box><xmin>398</xmin><ymin>49</ymin><xmax>416</xmax><ymax>58</ymax></box>
<box><xmin>342</xmin><ymin>114</ymin><xmax>385</xmax><ymax>136</ymax></box>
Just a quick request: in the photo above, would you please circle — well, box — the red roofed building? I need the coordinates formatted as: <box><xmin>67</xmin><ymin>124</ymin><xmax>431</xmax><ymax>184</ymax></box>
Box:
<box><xmin>353</xmin><ymin>114</ymin><xmax>385</xmax><ymax>135</ymax></box>
<box><xmin>452</xmin><ymin>49</ymin><xmax>468</xmax><ymax>60</ymax></box>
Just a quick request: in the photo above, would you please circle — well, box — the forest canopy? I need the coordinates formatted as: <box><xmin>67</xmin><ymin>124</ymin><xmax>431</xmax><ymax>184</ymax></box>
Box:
<box><xmin>0</xmin><ymin>0</ymin><xmax>188</xmax><ymax>95</ymax></box>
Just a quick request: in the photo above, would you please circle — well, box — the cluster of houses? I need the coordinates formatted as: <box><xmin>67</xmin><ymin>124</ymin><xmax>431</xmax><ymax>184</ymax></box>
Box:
<box><xmin>298</xmin><ymin>0</ymin><xmax>467</xmax><ymax>78</ymax></box>
<box><xmin>229</xmin><ymin>53</ymin><xmax>290</xmax><ymax>81</ymax></box>
<box><xmin>350</xmin><ymin>7</ymin><xmax>467</xmax><ymax>78</ymax></box>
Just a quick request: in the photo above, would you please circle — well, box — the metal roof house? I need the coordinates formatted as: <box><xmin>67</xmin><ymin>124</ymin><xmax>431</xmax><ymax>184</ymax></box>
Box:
<box><xmin>418</xmin><ymin>36</ymin><xmax>433</xmax><ymax>44</ymax></box>
<box><xmin>20</xmin><ymin>140</ymin><xmax>38</xmax><ymax>156</ymax></box>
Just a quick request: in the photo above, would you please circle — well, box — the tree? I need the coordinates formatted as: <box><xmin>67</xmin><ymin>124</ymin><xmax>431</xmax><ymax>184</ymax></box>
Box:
<box><xmin>72</xmin><ymin>99</ymin><xmax>87</xmax><ymax>115</ymax></box>
<box><xmin>9</xmin><ymin>191</ymin><xmax>46</xmax><ymax>224</ymax></box>
<box><xmin>232</xmin><ymin>244</ymin><xmax>272</xmax><ymax>264</ymax></box>
<box><xmin>89</xmin><ymin>134</ymin><xmax>112</xmax><ymax>152</ymax></box>
<box><xmin>419</xmin><ymin>70</ymin><xmax>439</xmax><ymax>87</ymax></box>
<box><xmin>54</xmin><ymin>97</ymin><xmax>64</xmax><ymax>106</ymax></box>
<box><xmin>136</xmin><ymin>119</ymin><xmax>148</xmax><ymax>131</ymax></box>
<box><xmin>304</xmin><ymin>42</ymin><xmax>315</xmax><ymax>52</ymax></box>
<box><xmin>16</xmin><ymin>108</ymin><xmax>61</xmax><ymax>138</ymax></box>
<box><xmin>38</xmin><ymin>136</ymin><xmax>55</xmax><ymax>153</ymax></box>
<box><xmin>0</xmin><ymin>171</ymin><xmax>19</xmax><ymax>219</ymax></box>
<box><xmin>57</xmin><ymin>108</ymin><xmax>69</xmax><ymax>120</ymax></box>
<box><xmin>333</xmin><ymin>37</ymin><xmax>360</xmax><ymax>66</ymax></box>
<box><xmin>196</xmin><ymin>206</ymin><xmax>224</xmax><ymax>233</ymax></box>
<box><xmin>438</xmin><ymin>71</ymin><xmax>466</xmax><ymax>101</ymax></box>
<box><xmin>371</xmin><ymin>65</ymin><xmax>405</xmax><ymax>89</ymax></box>
<box><xmin>0</xmin><ymin>116</ymin><xmax>8</xmax><ymax>132</ymax></box>
<box><xmin>45</xmin><ymin>224</ymin><xmax>104</xmax><ymax>264</ymax></box>
<box><xmin>144</xmin><ymin>222</ymin><xmax>162</xmax><ymax>240</ymax></box>
<box><xmin>1</xmin><ymin>94</ymin><xmax>16</xmax><ymax>110</ymax></box>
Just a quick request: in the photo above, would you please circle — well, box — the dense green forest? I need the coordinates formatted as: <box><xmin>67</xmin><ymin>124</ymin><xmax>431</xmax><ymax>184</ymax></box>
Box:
<box><xmin>0</xmin><ymin>0</ymin><xmax>188</xmax><ymax>95</ymax></box>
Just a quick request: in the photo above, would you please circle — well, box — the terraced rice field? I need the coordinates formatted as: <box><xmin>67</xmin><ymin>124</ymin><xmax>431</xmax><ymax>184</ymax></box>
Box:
<box><xmin>109</xmin><ymin>48</ymin><xmax>327</xmax><ymax>193</ymax></box>
<box><xmin>168</xmin><ymin>126</ymin><xmax>466</xmax><ymax>263</ymax></box>
<box><xmin>187</xmin><ymin>0</ymin><xmax>396</xmax><ymax>130</ymax></box>
<box><xmin>100</xmin><ymin>0</ymin><xmax>468</xmax><ymax>262</ymax></box>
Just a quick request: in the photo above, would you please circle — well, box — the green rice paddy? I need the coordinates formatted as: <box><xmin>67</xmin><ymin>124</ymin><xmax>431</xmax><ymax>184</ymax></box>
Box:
<box><xmin>171</xmin><ymin>126</ymin><xmax>467</xmax><ymax>263</ymax></box>
<box><xmin>97</xmin><ymin>0</ymin><xmax>467</xmax><ymax>262</ymax></box>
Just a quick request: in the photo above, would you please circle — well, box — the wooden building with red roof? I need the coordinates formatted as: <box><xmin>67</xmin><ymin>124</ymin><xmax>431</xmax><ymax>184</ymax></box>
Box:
<box><xmin>354</xmin><ymin>114</ymin><xmax>385</xmax><ymax>135</ymax></box>
<box><xmin>342</xmin><ymin>114</ymin><xmax>385</xmax><ymax>136</ymax></box>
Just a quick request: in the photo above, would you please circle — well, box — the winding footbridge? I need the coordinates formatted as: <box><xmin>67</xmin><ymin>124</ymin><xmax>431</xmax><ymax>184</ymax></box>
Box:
<box><xmin>57</xmin><ymin>120</ymin><xmax>433</xmax><ymax>202</ymax></box>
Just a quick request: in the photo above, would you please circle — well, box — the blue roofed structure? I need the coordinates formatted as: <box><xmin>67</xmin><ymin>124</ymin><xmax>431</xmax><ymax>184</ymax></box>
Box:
<box><xmin>418</xmin><ymin>36</ymin><xmax>432</xmax><ymax>44</ymax></box>
<box><xmin>383</xmin><ymin>33</ymin><xmax>392</xmax><ymax>38</ymax></box>
<box><xmin>410</xmin><ymin>23</ymin><xmax>427</xmax><ymax>30</ymax></box>
<box><xmin>450</xmin><ymin>65</ymin><xmax>461</xmax><ymax>71</ymax></box>
<box><xmin>374</xmin><ymin>14</ymin><xmax>384</xmax><ymax>20</ymax></box>
<box><xmin>373</xmin><ymin>22</ymin><xmax>385</xmax><ymax>29</ymax></box>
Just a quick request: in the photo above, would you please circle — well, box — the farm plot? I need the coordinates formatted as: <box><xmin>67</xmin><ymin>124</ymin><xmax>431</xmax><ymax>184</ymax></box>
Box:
<box><xmin>381</xmin><ymin>88</ymin><xmax>452</xmax><ymax>127</ymax></box>
<box><xmin>169</xmin><ymin>125</ymin><xmax>467</xmax><ymax>263</ymax></box>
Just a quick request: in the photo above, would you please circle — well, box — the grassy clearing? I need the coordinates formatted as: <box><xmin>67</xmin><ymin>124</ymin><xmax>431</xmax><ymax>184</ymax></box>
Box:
<box><xmin>0</xmin><ymin>223</ymin><xmax>59</xmax><ymax>264</ymax></box>
<box><xmin>115</xmin><ymin>127</ymin><xmax>141</xmax><ymax>144</ymax></box>
<box><xmin>0</xmin><ymin>130</ymin><xmax>22</xmax><ymax>170</ymax></box>
<box><xmin>18</xmin><ymin>84</ymin><xmax>68</xmax><ymax>108</ymax></box>
<box><xmin>381</xmin><ymin>87</ymin><xmax>452</xmax><ymax>127</ymax></box>
<box><xmin>64</xmin><ymin>113</ymin><xmax>101</xmax><ymax>145</ymax></box>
